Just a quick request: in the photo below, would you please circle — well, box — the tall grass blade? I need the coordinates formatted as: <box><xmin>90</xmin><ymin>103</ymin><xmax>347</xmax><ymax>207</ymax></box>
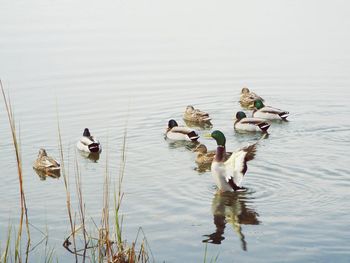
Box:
<box><xmin>0</xmin><ymin>225</ymin><xmax>12</xmax><ymax>263</ymax></box>
<box><xmin>55</xmin><ymin>99</ymin><xmax>77</xmax><ymax>263</ymax></box>
<box><xmin>1</xmin><ymin>80</ymin><xmax>30</xmax><ymax>263</ymax></box>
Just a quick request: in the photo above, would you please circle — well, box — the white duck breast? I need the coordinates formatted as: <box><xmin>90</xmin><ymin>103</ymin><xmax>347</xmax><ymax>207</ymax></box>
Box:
<box><xmin>77</xmin><ymin>136</ymin><xmax>102</xmax><ymax>153</ymax></box>
<box><xmin>166</xmin><ymin>126</ymin><xmax>199</xmax><ymax>141</ymax></box>
<box><xmin>235</xmin><ymin>117</ymin><xmax>270</xmax><ymax>132</ymax></box>
<box><xmin>253</xmin><ymin>106</ymin><xmax>289</xmax><ymax>120</ymax></box>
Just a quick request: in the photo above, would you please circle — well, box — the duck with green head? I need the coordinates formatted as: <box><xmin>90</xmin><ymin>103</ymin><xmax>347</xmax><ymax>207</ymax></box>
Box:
<box><xmin>166</xmin><ymin>119</ymin><xmax>199</xmax><ymax>141</ymax></box>
<box><xmin>209</xmin><ymin>130</ymin><xmax>256</xmax><ymax>192</ymax></box>
<box><xmin>253</xmin><ymin>100</ymin><xmax>289</xmax><ymax>120</ymax></box>
<box><xmin>234</xmin><ymin>111</ymin><xmax>271</xmax><ymax>133</ymax></box>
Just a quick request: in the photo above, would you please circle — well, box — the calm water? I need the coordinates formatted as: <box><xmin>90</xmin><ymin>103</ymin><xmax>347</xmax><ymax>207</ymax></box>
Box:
<box><xmin>1</xmin><ymin>0</ymin><xmax>350</xmax><ymax>262</ymax></box>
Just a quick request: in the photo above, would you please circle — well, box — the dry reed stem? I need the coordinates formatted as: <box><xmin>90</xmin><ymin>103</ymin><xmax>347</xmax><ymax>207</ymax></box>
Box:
<box><xmin>74</xmin><ymin>155</ymin><xmax>88</xmax><ymax>262</ymax></box>
<box><xmin>55</xmin><ymin>100</ymin><xmax>78</xmax><ymax>263</ymax></box>
<box><xmin>0</xmin><ymin>80</ymin><xmax>30</xmax><ymax>263</ymax></box>
<box><xmin>58</xmin><ymin>108</ymin><xmax>151</xmax><ymax>263</ymax></box>
<box><xmin>103</xmin><ymin>145</ymin><xmax>112</xmax><ymax>261</ymax></box>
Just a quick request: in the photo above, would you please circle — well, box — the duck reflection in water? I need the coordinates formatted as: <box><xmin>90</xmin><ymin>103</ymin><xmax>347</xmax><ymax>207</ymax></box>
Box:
<box><xmin>34</xmin><ymin>168</ymin><xmax>61</xmax><ymax>181</ymax></box>
<box><xmin>183</xmin><ymin>119</ymin><xmax>213</xmax><ymax>130</ymax></box>
<box><xmin>167</xmin><ymin>139</ymin><xmax>199</xmax><ymax>151</ymax></box>
<box><xmin>79</xmin><ymin>150</ymin><xmax>100</xmax><ymax>162</ymax></box>
<box><xmin>203</xmin><ymin>191</ymin><xmax>260</xmax><ymax>251</ymax></box>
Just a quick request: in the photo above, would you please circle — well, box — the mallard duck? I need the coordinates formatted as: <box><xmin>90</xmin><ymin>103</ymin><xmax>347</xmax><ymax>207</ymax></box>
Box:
<box><xmin>76</xmin><ymin>128</ymin><xmax>102</xmax><ymax>153</ymax></box>
<box><xmin>194</xmin><ymin>144</ymin><xmax>232</xmax><ymax>166</ymax></box>
<box><xmin>209</xmin><ymin>130</ymin><xmax>256</xmax><ymax>192</ymax></box>
<box><xmin>252</xmin><ymin>100</ymin><xmax>289</xmax><ymax>120</ymax></box>
<box><xmin>33</xmin><ymin>148</ymin><xmax>60</xmax><ymax>172</ymax></box>
<box><xmin>234</xmin><ymin>111</ymin><xmax>270</xmax><ymax>133</ymax></box>
<box><xmin>183</xmin><ymin>105</ymin><xmax>211</xmax><ymax>123</ymax></box>
<box><xmin>239</xmin><ymin>87</ymin><xmax>264</xmax><ymax>109</ymax></box>
<box><xmin>165</xmin><ymin>119</ymin><xmax>199</xmax><ymax>141</ymax></box>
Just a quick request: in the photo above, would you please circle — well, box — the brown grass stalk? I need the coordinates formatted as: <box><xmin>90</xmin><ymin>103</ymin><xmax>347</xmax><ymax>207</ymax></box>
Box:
<box><xmin>56</xmin><ymin>100</ymin><xmax>78</xmax><ymax>263</ymax></box>
<box><xmin>102</xmin><ymin>138</ymin><xmax>114</xmax><ymax>261</ymax></box>
<box><xmin>74</xmin><ymin>156</ymin><xmax>88</xmax><ymax>262</ymax></box>
<box><xmin>0</xmin><ymin>79</ymin><xmax>31</xmax><ymax>263</ymax></box>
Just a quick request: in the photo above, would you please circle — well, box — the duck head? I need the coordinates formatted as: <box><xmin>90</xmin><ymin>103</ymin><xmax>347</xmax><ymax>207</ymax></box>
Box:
<box><xmin>186</xmin><ymin>105</ymin><xmax>195</xmax><ymax>113</ymax></box>
<box><xmin>241</xmin><ymin>87</ymin><xmax>250</xmax><ymax>94</ymax></box>
<box><xmin>254</xmin><ymin>99</ymin><xmax>265</xmax><ymax>110</ymax></box>
<box><xmin>168</xmin><ymin>119</ymin><xmax>178</xmax><ymax>129</ymax></box>
<box><xmin>83</xmin><ymin>128</ymin><xmax>91</xmax><ymax>137</ymax></box>
<box><xmin>211</xmin><ymin>130</ymin><xmax>226</xmax><ymax>147</ymax></box>
<box><xmin>236</xmin><ymin>111</ymin><xmax>247</xmax><ymax>121</ymax></box>
<box><xmin>38</xmin><ymin>148</ymin><xmax>48</xmax><ymax>157</ymax></box>
<box><xmin>194</xmin><ymin>144</ymin><xmax>208</xmax><ymax>154</ymax></box>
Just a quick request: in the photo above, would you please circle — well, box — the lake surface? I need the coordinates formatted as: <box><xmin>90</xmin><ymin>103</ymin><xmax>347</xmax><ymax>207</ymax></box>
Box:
<box><xmin>1</xmin><ymin>0</ymin><xmax>350</xmax><ymax>262</ymax></box>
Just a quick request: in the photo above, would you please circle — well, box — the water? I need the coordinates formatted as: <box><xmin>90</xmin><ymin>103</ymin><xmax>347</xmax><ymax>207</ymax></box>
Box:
<box><xmin>1</xmin><ymin>0</ymin><xmax>350</xmax><ymax>262</ymax></box>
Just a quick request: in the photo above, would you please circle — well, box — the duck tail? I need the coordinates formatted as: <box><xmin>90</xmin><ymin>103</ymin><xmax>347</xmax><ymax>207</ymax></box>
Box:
<box><xmin>278</xmin><ymin>111</ymin><xmax>289</xmax><ymax>120</ymax></box>
<box><xmin>257</xmin><ymin>122</ymin><xmax>270</xmax><ymax>132</ymax></box>
<box><xmin>88</xmin><ymin>143</ymin><xmax>100</xmax><ymax>153</ymax></box>
<box><xmin>187</xmin><ymin>131</ymin><xmax>199</xmax><ymax>141</ymax></box>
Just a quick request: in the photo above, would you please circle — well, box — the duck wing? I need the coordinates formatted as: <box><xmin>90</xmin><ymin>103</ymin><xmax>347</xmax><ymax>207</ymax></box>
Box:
<box><xmin>42</xmin><ymin>156</ymin><xmax>60</xmax><ymax>168</ymax></box>
<box><xmin>224</xmin><ymin>144</ymin><xmax>256</xmax><ymax>188</ymax></box>
<box><xmin>240</xmin><ymin>118</ymin><xmax>266</xmax><ymax>125</ymax></box>
<box><xmin>193</xmin><ymin>109</ymin><xmax>209</xmax><ymax>117</ymax></box>
<box><xmin>80</xmin><ymin>136</ymin><xmax>100</xmax><ymax>145</ymax></box>
<box><xmin>261</xmin><ymin>106</ymin><xmax>289</xmax><ymax>120</ymax></box>
<box><xmin>170</xmin><ymin>126</ymin><xmax>199</xmax><ymax>139</ymax></box>
<box><xmin>239</xmin><ymin>118</ymin><xmax>270</xmax><ymax>132</ymax></box>
<box><xmin>80</xmin><ymin>136</ymin><xmax>93</xmax><ymax>146</ymax></box>
<box><xmin>192</xmin><ymin>110</ymin><xmax>211</xmax><ymax>121</ymax></box>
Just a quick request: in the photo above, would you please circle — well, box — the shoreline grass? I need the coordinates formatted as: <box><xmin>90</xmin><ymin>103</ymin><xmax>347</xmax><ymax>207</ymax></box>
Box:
<box><xmin>1</xmin><ymin>79</ymin><xmax>31</xmax><ymax>263</ymax></box>
<box><xmin>56</xmin><ymin>101</ymin><xmax>152</xmax><ymax>262</ymax></box>
<box><xmin>1</xmin><ymin>80</ymin><xmax>152</xmax><ymax>263</ymax></box>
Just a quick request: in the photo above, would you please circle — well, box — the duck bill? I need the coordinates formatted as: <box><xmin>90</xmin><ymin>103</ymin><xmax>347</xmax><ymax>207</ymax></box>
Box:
<box><xmin>203</xmin><ymin>134</ymin><xmax>213</xmax><ymax>139</ymax></box>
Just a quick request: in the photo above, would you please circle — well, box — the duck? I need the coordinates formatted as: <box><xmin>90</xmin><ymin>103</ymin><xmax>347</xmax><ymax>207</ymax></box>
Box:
<box><xmin>252</xmin><ymin>100</ymin><xmax>289</xmax><ymax>120</ymax></box>
<box><xmin>239</xmin><ymin>87</ymin><xmax>264</xmax><ymax>109</ymax></box>
<box><xmin>234</xmin><ymin>111</ymin><xmax>270</xmax><ymax>133</ymax></box>
<box><xmin>209</xmin><ymin>130</ymin><xmax>256</xmax><ymax>192</ymax></box>
<box><xmin>76</xmin><ymin>128</ymin><xmax>102</xmax><ymax>153</ymax></box>
<box><xmin>194</xmin><ymin>144</ymin><xmax>232</xmax><ymax>166</ymax></box>
<box><xmin>183</xmin><ymin>105</ymin><xmax>211</xmax><ymax>123</ymax></box>
<box><xmin>33</xmin><ymin>148</ymin><xmax>60</xmax><ymax>173</ymax></box>
<box><xmin>165</xmin><ymin>119</ymin><xmax>199</xmax><ymax>142</ymax></box>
